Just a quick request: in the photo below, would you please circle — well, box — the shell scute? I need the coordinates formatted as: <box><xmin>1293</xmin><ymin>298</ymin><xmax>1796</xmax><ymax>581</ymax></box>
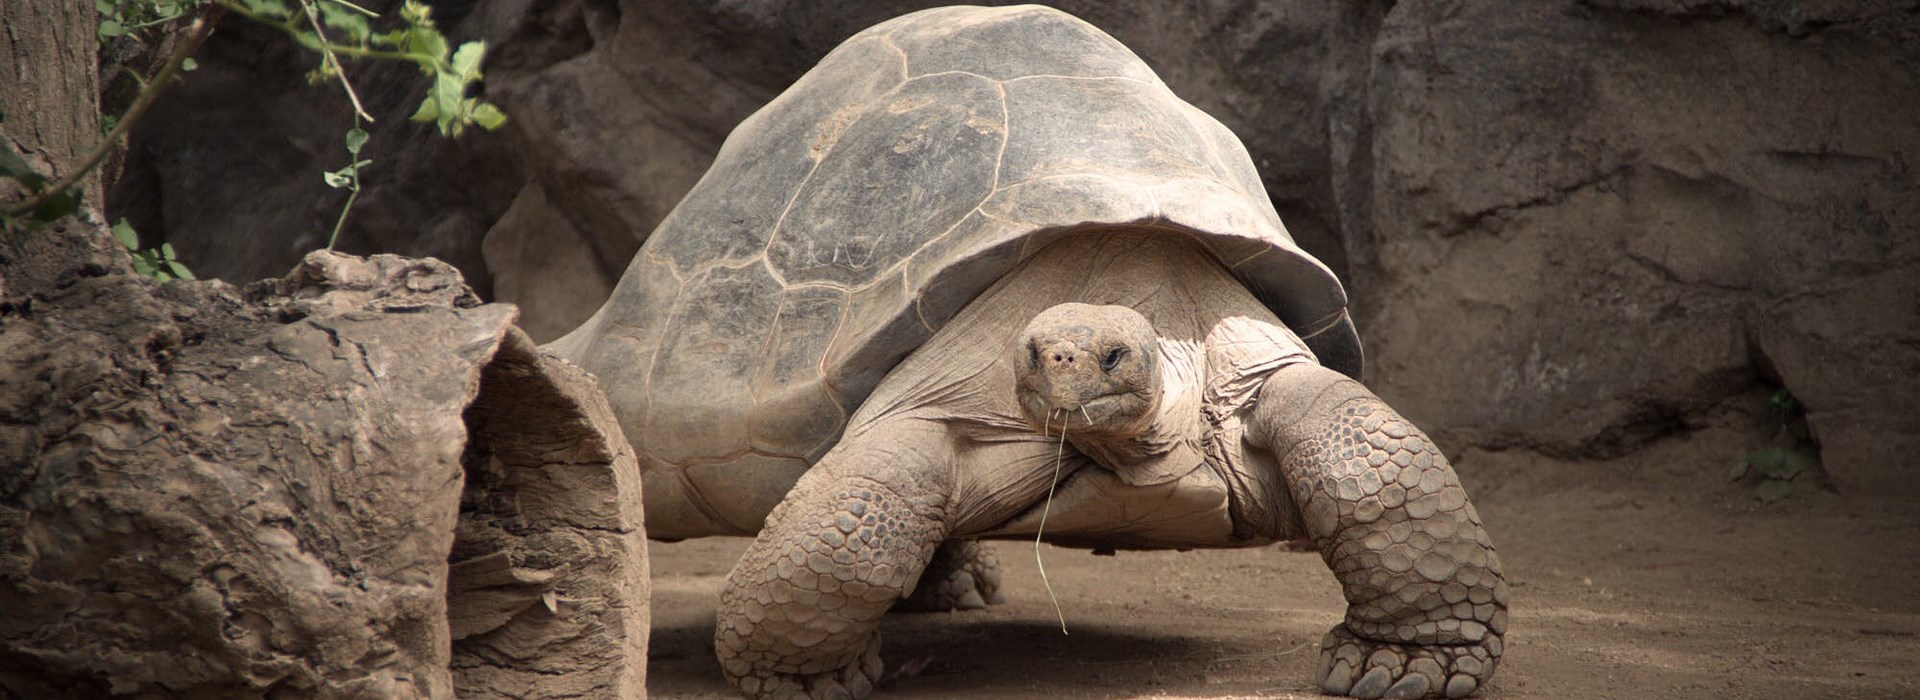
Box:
<box><xmin>766</xmin><ymin>72</ymin><xmax>1006</xmax><ymax>289</ymax></box>
<box><xmin>642</xmin><ymin>261</ymin><xmax>781</xmax><ymax>463</ymax></box>
<box><xmin>751</xmin><ymin>286</ymin><xmax>850</xmax><ymax>461</ymax></box>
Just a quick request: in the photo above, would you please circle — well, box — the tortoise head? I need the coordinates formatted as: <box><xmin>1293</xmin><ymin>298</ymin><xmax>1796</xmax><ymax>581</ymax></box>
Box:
<box><xmin>1015</xmin><ymin>303</ymin><xmax>1161</xmax><ymax>439</ymax></box>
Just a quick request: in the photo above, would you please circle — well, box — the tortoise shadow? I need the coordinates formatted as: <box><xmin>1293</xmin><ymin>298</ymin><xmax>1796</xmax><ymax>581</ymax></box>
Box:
<box><xmin>648</xmin><ymin>614</ymin><xmax>1253</xmax><ymax>697</ymax></box>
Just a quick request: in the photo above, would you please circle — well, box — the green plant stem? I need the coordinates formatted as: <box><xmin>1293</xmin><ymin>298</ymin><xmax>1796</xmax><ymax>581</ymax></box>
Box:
<box><xmin>4</xmin><ymin>12</ymin><xmax>220</xmax><ymax>220</ymax></box>
<box><xmin>326</xmin><ymin>182</ymin><xmax>359</xmax><ymax>251</ymax></box>
<box><xmin>128</xmin><ymin>13</ymin><xmax>187</xmax><ymax>31</ymax></box>
<box><xmin>296</xmin><ymin>0</ymin><xmax>374</xmax><ymax>121</ymax></box>
<box><xmin>217</xmin><ymin>1</ymin><xmax>434</xmax><ymax>65</ymax></box>
<box><xmin>328</xmin><ymin>0</ymin><xmax>377</xmax><ymax>17</ymax></box>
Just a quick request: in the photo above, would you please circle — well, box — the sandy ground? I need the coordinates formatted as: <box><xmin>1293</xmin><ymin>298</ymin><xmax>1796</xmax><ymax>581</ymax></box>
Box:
<box><xmin>644</xmin><ymin>424</ymin><xmax>1920</xmax><ymax>699</ymax></box>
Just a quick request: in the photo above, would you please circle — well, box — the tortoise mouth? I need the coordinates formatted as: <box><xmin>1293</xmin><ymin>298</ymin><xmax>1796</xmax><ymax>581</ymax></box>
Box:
<box><xmin>1017</xmin><ymin>389</ymin><xmax>1153</xmax><ymax>438</ymax></box>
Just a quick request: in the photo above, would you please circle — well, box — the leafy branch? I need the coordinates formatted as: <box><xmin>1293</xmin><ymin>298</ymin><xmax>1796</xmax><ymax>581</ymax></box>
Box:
<box><xmin>221</xmin><ymin>0</ymin><xmax>506</xmax><ymax>137</ymax></box>
<box><xmin>210</xmin><ymin>0</ymin><xmax>508</xmax><ymax>250</ymax></box>
<box><xmin>4</xmin><ymin>0</ymin><xmax>506</xmax><ymax>265</ymax></box>
<box><xmin>3</xmin><ymin>14</ymin><xmax>218</xmax><ymax>229</ymax></box>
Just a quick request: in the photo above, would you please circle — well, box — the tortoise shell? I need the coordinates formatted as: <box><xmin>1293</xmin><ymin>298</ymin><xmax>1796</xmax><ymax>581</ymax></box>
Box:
<box><xmin>548</xmin><ymin>5</ymin><xmax>1359</xmax><ymax>535</ymax></box>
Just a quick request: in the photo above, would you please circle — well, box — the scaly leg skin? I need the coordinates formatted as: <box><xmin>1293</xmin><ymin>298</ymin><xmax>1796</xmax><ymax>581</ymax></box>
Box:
<box><xmin>894</xmin><ymin>539</ymin><xmax>1006</xmax><ymax>612</ymax></box>
<box><xmin>716</xmin><ymin>427</ymin><xmax>952</xmax><ymax>700</ymax></box>
<box><xmin>1251</xmin><ymin>365</ymin><xmax>1509</xmax><ymax>699</ymax></box>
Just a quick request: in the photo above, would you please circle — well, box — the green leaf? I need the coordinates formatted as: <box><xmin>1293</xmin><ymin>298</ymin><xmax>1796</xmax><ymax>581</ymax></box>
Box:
<box><xmin>159</xmin><ymin>242</ymin><xmax>177</xmax><ymax>260</ymax></box>
<box><xmin>96</xmin><ymin>0</ymin><xmax>116</xmax><ymax>15</ymax></box>
<box><xmin>305</xmin><ymin>64</ymin><xmax>338</xmax><ymax>86</ymax></box>
<box><xmin>403</xmin><ymin>25</ymin><xmax>448</xmax><ymax>64</ymax></box>
<box><xmin>1746</xmin><ymin>446</ymin><xmax>1814</xmax><ymax>481</ymax></box>
<box><xmin>154</xmin><ymin>270</ymin><xmax>175</xmax><ymax>282</ymax></box>
<box><xmin>429</xmin><ymin>71</ymin><xmax>465</xmax><ymax>135</ymax></box>
<box><xmin>99</xmin><ymin>20</ymin><xmax>126</xmax><ymax>38</ymax></box>
<box><xmin>370</xmin><ymin>28</ymin><xmax>409</xmax><ymax>49</ymax></box>
<box><xmin>472</xmin><ymin>102</ymin><xmax>507</xmax><ymax>131</ymax></box>
<box><xmin>450</xmin><ymin>41</ymin><xmax>486</xmax><ymax>79</ymax></box>
<box><xmin>344</xmin><ymin>127</ymin><xmax>369</xmax><ymax>154</ymax></box>
<box><xmin>131</xmin><ymin>255</ymin><xmax>155</xmax><ymax>277</ymax></box>
<box><xmin>409</xmin><ymin>96</ymin><xmax>441</xmax><ymax>125</ymax></box>
<box><xmin>399</xmin><ymin>0</ymin><xmax>432</xmax><ymax>26</ymax></box>
<box><xmin>317</xmin><ymin>1</ymin><xmax>372</xmax><ymax>43</ymax></box>
<box><xmin>29</xmin><ymin>188</ymin><xmax>82</xmax><ymax>222</ymax></box>
<box><xmin>1755</xmin><ymin>478</ymin><xmax>1793</xmax><ymax>503</ymax></box>
<box><xmin>112</xmin><ymin>219</ymin><xmax>139</xmax><ymax>250</ymax></box>
<box><xmin>182</xmin><ymin>57</ymin><xmax>198</xmax><ymax>72</ymax></box>
<box><xmin>240</xmin><ymin>0</ymin><xmax>292</xmax><ymax>20</ymax></box>
<box><xmin>0</xmin><ymin>148</ymin><xmax>45</xmax><ymax>189</ymax></box>
<box><xmin>168</xmin><ymin>260</ymin><xmax>196</xmax><ymax>280</ymax></box>
<box><xmin>322</xmin><ymin>169</ymin><xmax>352</xmax><ymax>188</ymax></box>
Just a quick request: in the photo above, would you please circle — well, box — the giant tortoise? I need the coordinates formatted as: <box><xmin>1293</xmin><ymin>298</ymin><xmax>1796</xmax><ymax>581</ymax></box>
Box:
<box><xmin>548</xmin><ymin>5</ymin><xmax>1507</xmax><ymax>698</ymax></box>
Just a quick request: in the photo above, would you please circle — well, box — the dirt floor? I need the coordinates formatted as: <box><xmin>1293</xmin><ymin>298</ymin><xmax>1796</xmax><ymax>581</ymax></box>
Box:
<box><xmin>645</xmin><ymin>423</ymin><xmax>1920</xmax><ymax>699</ymax></box>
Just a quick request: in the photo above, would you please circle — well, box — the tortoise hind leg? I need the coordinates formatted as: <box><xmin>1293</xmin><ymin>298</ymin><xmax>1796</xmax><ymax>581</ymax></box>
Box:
<box><xmin>1248</xmin><ymin>365</ymin><xmax>1509</xmax><ymax>699</ymax></box>
<box><xmin>716</xmin><ymin>419</ymin><xmax>955</xmax><ymax>699</ymax></box>
<box><xmin>894</xmin><ymin>540</ymin><xmax>1006</xmax><ymax>612</ymax></box>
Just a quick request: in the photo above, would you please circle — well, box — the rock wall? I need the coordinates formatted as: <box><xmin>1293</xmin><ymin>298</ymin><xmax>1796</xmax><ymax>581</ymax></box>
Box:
<box><xmin>115</xmin><ymin>0</ymin><xmax>1920</xmax><ymax>494</ymax></box>
<box><xmin>1353</xmin><ymin>1</ymin><xmax>1920</xmax><ymax>494</ymax></box>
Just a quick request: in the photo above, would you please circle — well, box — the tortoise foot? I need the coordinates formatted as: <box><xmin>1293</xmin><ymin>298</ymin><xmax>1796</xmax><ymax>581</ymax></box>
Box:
<box><xmin>896</xmin><ymin>540</ymin><xmax>1005</xmax><ymax>612</ymax></box>
<box><xmin>729</xmin><ymin>633</ymin><xmax>884</xmax><ymax>700</ymax></box>
<box><xmin>1316</xmin><ymin>625</ymin><xmax>1499</xmax><ymax>699</ymax></box>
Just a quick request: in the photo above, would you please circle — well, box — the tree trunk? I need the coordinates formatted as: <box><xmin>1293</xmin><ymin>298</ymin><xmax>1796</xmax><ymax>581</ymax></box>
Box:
<box><xmin>0</xmin><ymin>0</ymin><xmax>104</xmax><ymax>210</ymax></box>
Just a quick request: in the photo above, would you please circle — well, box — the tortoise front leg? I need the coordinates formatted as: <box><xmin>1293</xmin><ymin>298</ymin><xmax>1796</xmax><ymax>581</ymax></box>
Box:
<box><xmin>1248</xmin><ymin>364</ymin><xmax>1509</xmax><ymax>699</ymax></box>
<box><xmin>894</xmin><ymin>539</ymin><xmax>1005</xmax><ymax>612</ymax></box>
<box><xmin>716</xmin><ymin>419</ymin><xmax>954</xmax><ymax>700</ymax></box>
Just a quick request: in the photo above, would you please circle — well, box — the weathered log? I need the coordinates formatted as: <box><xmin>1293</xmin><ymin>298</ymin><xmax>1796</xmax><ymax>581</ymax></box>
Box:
<box><xmin>0</xmin><ymin>226</ymin><xmax>647</xmax><ymax>698</ymax></box>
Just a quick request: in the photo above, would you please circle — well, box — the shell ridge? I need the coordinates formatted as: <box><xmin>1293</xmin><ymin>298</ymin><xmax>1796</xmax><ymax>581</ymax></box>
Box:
<box><xmin>674</xmin><ymin>255</ymin><xmax>771</xmax><ymax>294</ymax></box>
<box><xmin>630</xmin><ymin>282</ymin><xmax>689</xmax><ymax>444</ymax></box>
<box><xmin>879</xmin><ymin>32</ymin><xmax>912</xmax><ymax>80</ymax></box>
<box><xmin>649</xmin><ymin>247</ymin><xmax>687</xmax><ymax>284</ymax></box>
<box><xmin>1226</xmin><ymin>246</ymin><xmax>1272</xmax><ymax>271</ymax></box>
<box><xmin>990</xmin><ymin>80</ymin><xmax>1012</xmax><ymax>192</ymax></box>
<box><xmin>905</xmin><ymin>69</ymin><xmax>1000</xmax><ymax>84</ymax></box>
<box><xmin>669</xmin><ymin>456</ymin><xmax>741</xmax><ymax>533</ymax></box>
<box><xmin>810</xmin><ymin>266</ymin><xmax>871</xmax><ymax>427</ymax></box>
<box><xmin>986</xmin><ymin>171</ymin><xmax>1147</xmax><ymax>198</ymax></box>
<box><xmin>1002</xmin><ymin>73</ymin><xmax>1157</xmax><ymax>86</ymax></box>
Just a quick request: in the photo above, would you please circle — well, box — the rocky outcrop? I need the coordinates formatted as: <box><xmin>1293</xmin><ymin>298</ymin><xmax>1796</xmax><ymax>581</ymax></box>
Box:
<box><xmin>114</xmin><ymin>0</ymin><xmax>1920</xmax><ymax>494</ymax></box>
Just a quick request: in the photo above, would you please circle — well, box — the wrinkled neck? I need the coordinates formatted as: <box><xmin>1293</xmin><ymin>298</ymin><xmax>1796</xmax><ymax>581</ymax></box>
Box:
<box><xmin>1069</xmin><ymin>337</ymin><xmax>1208</xmax><ymax>484</ymax></box>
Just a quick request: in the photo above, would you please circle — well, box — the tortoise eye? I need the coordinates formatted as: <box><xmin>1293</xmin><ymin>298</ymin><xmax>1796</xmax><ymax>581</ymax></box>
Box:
<box><xmin>1101</xmin><ymin>347</ymin><xmax>1127</xmax><ymax>372</ymax></box>
<box><xmin>1028</xmin><ymin>341</ymin><xmax>1041</xmax><ymax>368</ymax></box>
